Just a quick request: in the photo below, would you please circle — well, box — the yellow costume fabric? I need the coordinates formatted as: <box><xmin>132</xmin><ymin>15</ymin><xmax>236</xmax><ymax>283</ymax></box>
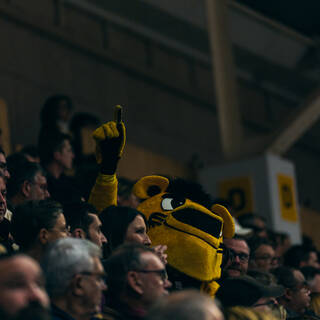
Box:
<box><xmin>88</xmin><ymin>173</ymin><xmax>118</xmax><ymax>212</ymax></box>
<box><xmin>133</xmin><ymin>175</ymin><xmax>235</xmax><ymax>297</ymax></box>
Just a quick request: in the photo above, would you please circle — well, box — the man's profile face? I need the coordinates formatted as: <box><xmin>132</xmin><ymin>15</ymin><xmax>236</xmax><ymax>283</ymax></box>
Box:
<box><xmin>0</xmin><ymin>153</ymin><xmax>10</xmax><ymax>180</ymax></box>
<box><xmin>0</xmin><ymin>176</ymin><xmax>7</xmax><ymax>222</ymax></box>
<box><xmin>289</xmin><ymin>270</ymin><xmax>311</xmax><ymax>314</ymax></box>
<box><xmin>0</xmin><ymin>255</ymin><xmax>49</xmax><ymax>317</ymax></box>
<box><xmin>28</xmin><ymin>172</ymin><xmax>50</xmax><ymax>201</ymax></box>
<box><xmin>46</xmin><ymin>213</ymin><xmax>69</xmax><ymax>243</ymax></box>
<box><xmin>87</xmin><ymin>214</ymin><xmax>107</xmax><ymax>248</ymax></box>
<box><xmin>223</xmin><ymin>239</ymin><xmax>249</xmax><ymax>277</ymax></box>
<box><xmin>80</xmin><ymin>257</ymin><xmax>106</xmax><ymax>314</ymax></box>
<box><xmin>306</xmin><ymin>252</ymin><xmax>319</xmax><ymax>268</ymax></box>
<box><xmin>56</xmin><ymin>140</ymin><xmax>74</xmax><ymax>170</ymax></box>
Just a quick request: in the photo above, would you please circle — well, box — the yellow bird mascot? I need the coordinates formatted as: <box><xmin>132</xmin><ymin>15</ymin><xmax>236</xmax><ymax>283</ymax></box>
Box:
<box><xmin>89</xmin><ymin>106</ymin><xmax>234</xmax><ymax>297</ymax></box>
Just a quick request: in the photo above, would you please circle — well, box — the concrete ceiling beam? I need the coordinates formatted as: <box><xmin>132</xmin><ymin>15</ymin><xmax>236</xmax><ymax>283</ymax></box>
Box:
<box><xmin>267</xmin><ymin>88</ymin><xmax>320</xmax><ymax>155</ymax></box>
<box><xmin>206</xmin><ymin>0</ymin><xmax>243</xmax><ymax>161</ymax></box>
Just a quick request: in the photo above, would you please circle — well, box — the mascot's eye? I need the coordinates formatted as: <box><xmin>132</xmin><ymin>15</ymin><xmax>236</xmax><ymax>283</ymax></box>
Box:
<box><xmin>161</xmin><ymin>198</ymin><xmax>185</xmax><ymax>211</ymax></box>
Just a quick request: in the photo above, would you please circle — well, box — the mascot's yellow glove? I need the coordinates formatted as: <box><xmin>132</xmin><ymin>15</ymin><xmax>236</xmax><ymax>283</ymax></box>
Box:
<box><xmin>89</xmin><ymin>106</ymin><xmax>126</xmax><ymax>212</ymax></box>
<box><xmin>92</xmin><ymin>105</ymin><xmax>126</xmax><ymax>174</ymax></box>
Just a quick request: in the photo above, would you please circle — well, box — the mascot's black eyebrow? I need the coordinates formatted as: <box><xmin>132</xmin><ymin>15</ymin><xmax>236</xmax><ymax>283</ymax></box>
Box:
<box><xmin>165</xmin><ymin>178</ymin><xmax>213</xmax><ymax>210</ymax></box>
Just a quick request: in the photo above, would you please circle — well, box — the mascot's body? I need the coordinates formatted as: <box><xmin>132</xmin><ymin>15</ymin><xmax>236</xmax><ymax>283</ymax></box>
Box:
<box><xmin>89</xmin><ymin>110</ymin><xmax>234</xmax><ymax>297</ymax></box>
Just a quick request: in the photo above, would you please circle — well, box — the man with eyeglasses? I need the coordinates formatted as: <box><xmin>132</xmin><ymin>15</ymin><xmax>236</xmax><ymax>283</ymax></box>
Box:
<box><xmin>42</xmin><ymin>238</ymin><xmax>106</xmax><ymax>320</ymax></box>
<box><xmin>273</xmin><ymin>266</ymin><xmax>313</xmax><ymax>319</ymax></box>
<box><xmin>222</xmin><ymin>236</ymin><xmax>250</xmax><ymax>278</ymax></box>
<box><xmin>248</xmin><ymin>236</ymin><xmax>278</xmax><ymax>272</ymax></box>
<box><xmin>103</xmin><ymin>243</ymin><xmax>172</xmax><ymax>319</ymax></box>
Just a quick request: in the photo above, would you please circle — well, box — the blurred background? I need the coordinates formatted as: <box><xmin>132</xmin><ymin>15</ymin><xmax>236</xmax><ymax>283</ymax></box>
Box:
<box><xmin>1</xmin><ymin>0</ymin><xmax>320</xmax><ymax>244</ymax></box>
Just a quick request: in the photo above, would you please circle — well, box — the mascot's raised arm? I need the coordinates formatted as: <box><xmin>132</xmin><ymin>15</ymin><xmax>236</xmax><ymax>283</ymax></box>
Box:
<box><xmin>88</xmin><ymin>105</ymin><xmax>125</xmax><ymax>211</ymax></box>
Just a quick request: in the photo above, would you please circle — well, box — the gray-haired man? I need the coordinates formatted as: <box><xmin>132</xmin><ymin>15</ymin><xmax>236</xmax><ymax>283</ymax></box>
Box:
<box><xmin>42</xmin><ymin>238</ymin><xmax>106</xmax><ymax>320</ymax></box>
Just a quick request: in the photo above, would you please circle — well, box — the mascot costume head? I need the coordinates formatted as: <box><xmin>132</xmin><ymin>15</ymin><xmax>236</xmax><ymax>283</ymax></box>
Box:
<box><xmin>133</xmin><ymin>175</ymin><xmax>235</xmax><ymax>296</ymax></box>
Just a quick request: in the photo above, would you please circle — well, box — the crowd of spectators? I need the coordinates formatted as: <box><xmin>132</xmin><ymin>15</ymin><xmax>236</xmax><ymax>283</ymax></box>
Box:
<box><xmin>0</xmin><ymin>94</ymin><xmax>319</xmax><ymax>320</ymax></box>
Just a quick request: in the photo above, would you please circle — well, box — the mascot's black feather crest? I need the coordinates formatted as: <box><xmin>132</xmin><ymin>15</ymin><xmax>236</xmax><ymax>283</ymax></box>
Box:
<box><xmin>166</xmin><ymin>178</ymin><xmax>213</xmax><ymax>210</ymax></box>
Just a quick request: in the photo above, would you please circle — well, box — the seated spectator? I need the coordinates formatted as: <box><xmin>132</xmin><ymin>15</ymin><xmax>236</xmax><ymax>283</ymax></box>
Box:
<box><xmin>273</xmin><ymin>266</ymin><xmax>312</xmax><ymax>319</ymax></box>
<box><xmin>284</xmin><ymin>245</ymin><xmax>319</xmax><ymax>269</ymax></box>
<box><xmin>0</xmin><ymin>173</ymin><xmax>12</xmax><ymax>252</ymax></box>
<box><xmin>222</xmin><ymin>236</ymin><xmax>250</xmax><ymax>278</ymax></box>
<box><xmin>248</xmin><ymin>236</ymin><xmax>278</xmax><ymax>272</ymax></box>
<box><xmin>301</xmin><ymin>267</ymin><xmax>320</xmax><ymax>293</ymax></box>
<box><xmin>103</xmin><ymin>243</ymin><xmax>171</xmax><ymax>319</ymax></box>
<box><xmin>237</xmin><ymin>213</ymin><xmax>267</xmax><ymax>238</ymax></box>
<box><xmin>42</xmin><ymin>238</ymin><xmax>106</xmax><ymax>320</ymax></box>
<box><xmin>0</xmin><ymin>147</ymin><xmax>10</xmax><ymax>181</ymax></box>
<box><xmin>146</xmin><ymin>290</ymin><xmax>223</xmax><ymax>320</ymax></box>
<box><xmin>0</xmin><ymin>148</ymin><xmax>12</xmax><ymax>222</ymax></box>
<box><xmin>0</xmin><ymin>252</ymin><xmax>50</xmax><ymax>320</ymax></box>
<box><xmin>11</xmin><ymin>200</ymin><xmax>69</xmax><ymax>261</ymax></box>
<box><xmin>268</xmin><ymin>231</ymin><xmax>291</xmax><ymax>265</ymax></box>
<box><xmin>216</xmin><ymin>275</ymin><xmax>284</xmax><ymax>313</ymax></box>
<box><xmin>117</xmin><ymin>177</ymin><xmax>139</xmax><ymax>208</ymax></box>
<box><xmin>7</xmin><ymin>160</ymin><xmax>50</xmax><ymax>208</ymax></box>
<box><xmin>63</xmin><ymin>202</ymin><xmax>107</xmax><ymax>248</ymax></box>
<box><xmin>39</xmin><ymin>130</ymin><xmax>84</xmax><ymax>205</ymax></box>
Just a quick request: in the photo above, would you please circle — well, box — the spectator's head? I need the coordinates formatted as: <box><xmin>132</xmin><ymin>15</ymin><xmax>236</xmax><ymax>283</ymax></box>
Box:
<box><xmin>39</xmin><ymin>132</ymin><xmax>74</xmax><ymax>172</ymax></box>
<box><xmin>146</xmin><ymin>290</ymin><xmax>223</xmax><ymax>320</ymax></box>
<box><xmin>0</xmin><ymin>147</ymin><xmax>10</xmax><ymax>181</ymax></box>
<box><xmin>0</xmin><ymin>174</ymin><xmax>7</xmax><ymax>223</ymax></box>
<box><xmin>301</xmin><ymin>266</ymin><xmax>320</xmax><ymax>293</ymax></box>
<box><xmin>216</xmin><ymin>275</ymin><xmax>284</xmax><ymax>311</ymax></box>
<box><xmin>273</xmin><ymin>266</ymin><xmax>311</xmax><ymax>315</ymax></box>
<box><xmin>248</xmin><ymin>237</ymin><xmax>278</xmax><ymax>272</ymax></box>
<box><xmin>104</xmin><ymin>243</ymin><xmax>171</xmax><ymax>310</ymax></box>
<box><xmin>237</xmin><ymin>213</ymin><xmax>267</xmax><ymax>238</ymax></box>
<box><xmin>40</xmin><ymin>94</ymin><xmax>73</xmax><ymax>128</ymax></box>
<box><xmin>0</xmin><ymin>253</ymin><xmax>50</xmax><ymax>320</ymax></box>
<box><xmin>63</xmin><ymin>202</ymin><xmax>107</xmax><ymax>248</ymax></box>
<box><xmin>7</xmin><ymin>161</ymin><xmax>49</xmax><ymax>206</ymax></box>
<box><xmin>223</xmin><ymin>236</ymin><xmax>250</xmax><ymax>278</ymax></box>
<box><xmin>268</xmin><ymin>231</ymin><xmax>291</xmax><ymax>264</ymax></box>
<box><xmin>100</xmin><ymin>206</ymin><xmax>151</xmax><ymax>251</ymax></box>
<box><xmin>284</xmin><ymin>245</ymin><xmax>319</xmax><ymax>269</ymax></box>
<box><xmin>11</xmin><ymin>200</ymin><xmax>69</xmax><ymax>260</ymax></box>
<box><xmin>117</xmin><ymin>177</ymin><xmax>139</xmax><ymax>208</ymax></box>
<box><xmin>42</xmin><ymin>238</ymin><xmax>105</xmax><ymax>320</ymax></box>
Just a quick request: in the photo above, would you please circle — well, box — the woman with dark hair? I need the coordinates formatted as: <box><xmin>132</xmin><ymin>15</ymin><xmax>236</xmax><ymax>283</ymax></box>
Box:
<box><xmin>99</xmin><ymin>205</ymin><xmax>151</xmax><ymax>252</ymax></box>
<box><xmin>99</xmin><ymin>206</ymin><xmax>167</xmax><ymax>263</ymax></box>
